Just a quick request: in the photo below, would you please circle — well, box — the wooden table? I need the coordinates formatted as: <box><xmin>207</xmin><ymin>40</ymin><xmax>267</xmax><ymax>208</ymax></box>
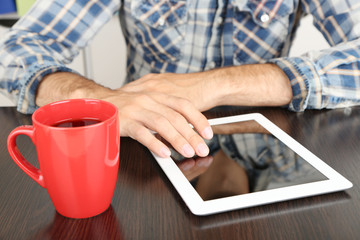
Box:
<box><xmin>1</xmin><ymin>106</ymin><xmax>359</xmax><ymax>239</ymax></box>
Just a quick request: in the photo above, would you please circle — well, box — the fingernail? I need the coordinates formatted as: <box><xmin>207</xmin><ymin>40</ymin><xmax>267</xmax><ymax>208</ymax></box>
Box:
<box><xmin>202</xmin><ymin>126</ymin><xmax>213</xmax><ymax>139</ymax></box>
<box><xmin>197</xmin><ymin>143</ymin><xmax>209</xmax><ymax>157</ymax></box>
<box><xmin>160</xmin><ymin>147</ymin><xmax>171</xmax><ymax>157</ymax></box>
<box><xmin>183</xmin><ymin>144</ymin><xmax>195</xmax><ymax>157</ymax></box>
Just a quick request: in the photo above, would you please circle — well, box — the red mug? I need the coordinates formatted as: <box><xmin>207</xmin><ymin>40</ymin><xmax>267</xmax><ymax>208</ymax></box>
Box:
<box><xmin>7</xmin><ymin>99</ymin><xmax>120</xmax><ymax>219</ymax></box>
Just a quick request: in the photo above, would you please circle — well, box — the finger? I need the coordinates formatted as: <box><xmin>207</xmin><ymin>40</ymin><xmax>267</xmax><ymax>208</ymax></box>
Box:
<box><xmin>117</xmin><ymin>93</ymin><xmax>208</xmax><ymax>158</ymax></box>
<box><xmin>121</xmin><ymin>100</ymin><xmax>196</xmax><ymax>158</ymax></box>
<box><xmin>138</xmin><ymin>110</ymin><xmax>198</xmax><ymax>158</ymax></box>
<box><xmin>157</xmin><ymin>106</ymin><xmax>210</xmax><ymax>157</ymax></box>
<box><xmin>151</xmin><ymin>94</ymin><xmax>212</xmax><ymax>157</ymax></box>
<box><xmin>155</xmin><ymin>95</ymin><xmax>213</xmax><ymax>140</ymax></box>
<box><xmin>117</xmin><ymin>94</ymin><xmax>199</xmax><ymax>158</ymax></box>
<box><xmin>123</xmin><ymin>120</ymin><xmax>172</xmax><ymax>158</ymax></box>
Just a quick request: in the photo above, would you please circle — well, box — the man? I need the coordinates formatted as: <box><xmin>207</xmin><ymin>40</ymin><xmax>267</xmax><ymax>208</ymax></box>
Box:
<box><xmin>0</xmin><ymin>0</ymin><xmax>359</xmax><ymax>158</ymax></box>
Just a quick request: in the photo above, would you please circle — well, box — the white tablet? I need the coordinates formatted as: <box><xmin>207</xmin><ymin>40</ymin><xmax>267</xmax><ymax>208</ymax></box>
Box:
<box><xmin>151</xmin><ymin>113</ymin><xmax>353</xmax><ymax>216</ymax></box>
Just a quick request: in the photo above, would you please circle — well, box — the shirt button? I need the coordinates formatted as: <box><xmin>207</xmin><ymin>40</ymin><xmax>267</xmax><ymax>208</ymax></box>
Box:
<box><xmin>216</xmin><ymin>16</ymin><xmax>224</xmax><ymax>25</ymax></box>
<box><xmin>158</xmin><ymin>17</ymin><xmax>165</xmax><ymax>26</ymax></box>
<box><xmin>205</xmin><ymin>61</ymin><xmax>216</xmax><ymax>70</ymax></box>
<box><xmin>260</xmin><ymin>13</ymin><xmax>270</xmax><ymax>23</ymax></box>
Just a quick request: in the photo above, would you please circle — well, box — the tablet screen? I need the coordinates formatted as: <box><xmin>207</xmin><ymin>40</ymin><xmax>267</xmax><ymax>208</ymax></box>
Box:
<box><xmin>168</xmin><ymin>120</ymin><xmax>328</xmax><ymax>201</ymax></box>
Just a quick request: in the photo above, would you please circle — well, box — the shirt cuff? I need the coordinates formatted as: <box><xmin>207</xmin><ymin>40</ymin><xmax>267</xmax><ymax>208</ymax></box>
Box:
<box><xmin>269</xmin><ymin>57</ymin><xmax>323</xmax><ymax>112</ymax></box>
<box><xmin>17</xmin><ymin>62</ymin><xmax>77</xmax><ymax>114</ymax></box>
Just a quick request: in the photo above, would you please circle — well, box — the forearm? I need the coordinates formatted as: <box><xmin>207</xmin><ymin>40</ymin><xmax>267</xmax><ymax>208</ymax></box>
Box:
<box><xmin>124</xmin><ymin>63</ymin><xmax>292</xmax><ymax>112</ymax></box>
<box><xmin>0</xmin><ymin>0</ymin><xmax>120</xmax><ymax>114</ymax></box>
<box><xmin>35</xmin><ymin>72</ymin><xmax>114</xmax><ymax>107</ymax></box>
<box><xmin>204</xmin><ymin>63</ymin><xmax>292</xmax><ymax>108</ymax></box>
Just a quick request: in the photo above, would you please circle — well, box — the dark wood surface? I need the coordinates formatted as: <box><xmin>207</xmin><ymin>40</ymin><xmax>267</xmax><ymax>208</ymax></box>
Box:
<box><xmin>1</xmin><ymin>106</ymin><xmax>360</xmax><ymax>239</ymax></box>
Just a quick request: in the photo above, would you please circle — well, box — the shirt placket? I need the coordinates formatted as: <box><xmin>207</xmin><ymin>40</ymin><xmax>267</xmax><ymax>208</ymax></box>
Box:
<box><xmin>204</xmin><ymin>0</ymin><xmax>226</xmax><ymax>71</ymax></box>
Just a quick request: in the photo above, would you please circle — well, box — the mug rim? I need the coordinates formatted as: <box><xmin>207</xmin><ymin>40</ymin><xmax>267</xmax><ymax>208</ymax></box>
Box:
<box><xmin>32</xmin><ymin>98</ymin><xmax>118</xmax><ymax>129</ymax></box>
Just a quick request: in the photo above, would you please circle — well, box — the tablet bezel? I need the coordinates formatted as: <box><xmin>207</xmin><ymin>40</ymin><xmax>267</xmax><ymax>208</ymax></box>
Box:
<box><xmin>151</xmin><ymin>113</ymin><xmax>353</xmax><ymax>216</ymax></box>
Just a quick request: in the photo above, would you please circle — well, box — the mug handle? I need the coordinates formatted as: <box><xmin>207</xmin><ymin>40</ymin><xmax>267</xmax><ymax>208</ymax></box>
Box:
<box><xmin>7</xmin><ymin>126</ymin><xmax>45</xmax><ymax>188</ymax></box>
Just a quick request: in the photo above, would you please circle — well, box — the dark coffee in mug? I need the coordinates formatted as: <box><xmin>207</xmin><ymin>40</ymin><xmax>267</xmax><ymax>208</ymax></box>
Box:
<box><xmin>53</xmin><ymin>118</ymin><xmax>101</xmax><ymax>128</ymax></box>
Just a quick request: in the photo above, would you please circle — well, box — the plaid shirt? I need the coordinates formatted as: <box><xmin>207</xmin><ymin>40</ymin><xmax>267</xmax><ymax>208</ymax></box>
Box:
<box><xmin>0</xmin><ymin>0</ymin><xmax>359</xmax><ymax>114</ymax></box>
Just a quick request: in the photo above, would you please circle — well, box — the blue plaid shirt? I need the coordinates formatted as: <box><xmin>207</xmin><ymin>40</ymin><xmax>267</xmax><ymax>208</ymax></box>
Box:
<box><xmin>0</xmin><ymin>0</ymin><xmax>359</xmax><ymax>114</ymax></box>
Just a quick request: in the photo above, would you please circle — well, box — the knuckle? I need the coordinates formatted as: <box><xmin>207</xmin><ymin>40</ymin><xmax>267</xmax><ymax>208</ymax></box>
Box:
<box><xmin>171</xmin><ymin>135</ymin><xmax>186</xmax><ymax>148</ymax></box>
<box><xmin>135</xmin><ymin>93</ymin><xmax>153</xmax><ymax>104</ymax></box>
<box><xmin>176</xmin><ymin>98</ymin><xmax>192</xmax><ymax>112</ymax></box>
<box><xmin>133</xmin><ymin>127</ymin><xmax>146</xmax><ymax>138</ymax></box>
<box><xmin>147</xmin><ymin>141</ymin><xmax>160</xmax><ymax>153</ymax></box>
<box><xmin>169</xmin><ymin>111</ymin><xmax>186</xmax><ymax>124</ymax></box>
<box><xmin>154</xmin><ymin>115</ymin><xmax>169</xmax><ymax>127</ymax></box>
<box><xmin>187</xmin><ymin>132</ymin><xmax>201</xmax><ymax>145</ymax></box>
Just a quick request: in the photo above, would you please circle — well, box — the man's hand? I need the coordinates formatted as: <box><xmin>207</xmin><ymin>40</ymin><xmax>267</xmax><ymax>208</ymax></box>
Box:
<box><xmin>101</xmin><ymin>90</ymin><xmax>213</xmax><ymax>158</ymax></box>
<box><xmin>36</xmin><ymin>72</ymin><xmax>213</xmax><ymax>158</ymax></box>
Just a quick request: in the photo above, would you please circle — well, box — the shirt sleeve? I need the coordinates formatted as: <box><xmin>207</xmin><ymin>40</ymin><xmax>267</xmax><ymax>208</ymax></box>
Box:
<box><xmin>269</xmin><ymin>0</ymin><xmax>360</xmax><ymax>112</ymax></box>
<box><xmin>0</xmin><ymin>0</ymin><xmax>120</xmax><ymax>114</ymax></box>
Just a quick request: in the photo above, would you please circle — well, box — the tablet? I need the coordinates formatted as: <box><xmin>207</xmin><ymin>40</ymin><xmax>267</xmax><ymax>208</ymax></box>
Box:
<box><xmin>151</xmin><ymin>113</ymin><xmax>353</xmax><ymax>216</ymax></box>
